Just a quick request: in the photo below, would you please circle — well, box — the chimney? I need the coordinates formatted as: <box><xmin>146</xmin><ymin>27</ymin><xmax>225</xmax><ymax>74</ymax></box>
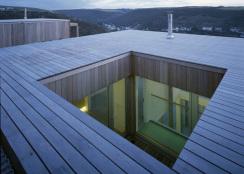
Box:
<box><xmin>167</xmin><ymin>13</ymin><xmax>174</xmax><ymax>39</ymax></box>
<box><xmin>24</xmin><ymin>8</ymin><xmax>27</xmax><ymax>19</ymax></box>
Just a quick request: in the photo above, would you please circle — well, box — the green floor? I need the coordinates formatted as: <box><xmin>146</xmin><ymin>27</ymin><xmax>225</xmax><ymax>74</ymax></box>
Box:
<box><xmin>138</xmin><ymin>121</ymin><xmax>187</xmax><ymax>156</ymax></box>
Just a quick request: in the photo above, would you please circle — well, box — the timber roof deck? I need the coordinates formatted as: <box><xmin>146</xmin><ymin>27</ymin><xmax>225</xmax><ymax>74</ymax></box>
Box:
<box><xmin>0</xmin><ymin>30</ymin><xmax>244</xmax><ymax>173</ymax></box>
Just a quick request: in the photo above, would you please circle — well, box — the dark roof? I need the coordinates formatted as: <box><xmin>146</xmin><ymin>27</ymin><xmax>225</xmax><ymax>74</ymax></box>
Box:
<box><xmin>1</xmin><ymin>30</ymin><xmax>244</xmax><ymax>173</ymax></box>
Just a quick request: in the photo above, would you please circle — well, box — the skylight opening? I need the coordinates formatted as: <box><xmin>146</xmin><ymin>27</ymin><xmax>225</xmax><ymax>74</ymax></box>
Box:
<box><xmin>40</xmin><ymin>52</ymin><xmax>226</xmax><ymax>167</ymax></box>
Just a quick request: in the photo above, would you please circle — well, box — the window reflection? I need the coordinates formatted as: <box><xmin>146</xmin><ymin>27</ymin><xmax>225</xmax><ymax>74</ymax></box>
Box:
<box><xmin>136</xmin><ymin>77</ymin><xmax>209</xmax><ymax>137</ymax></box>
<box><xmin>73</xmin><ymin>76</ymin><xmax>210</xmax><ymax>162</ymax></box>
<box><xmin>89</xmin><ymin>88</ymin><xmax>109</xmax><ymax>126</ymax></box>
<box><xmin>73</xmin><ymin>79</ymin><xmax>126</xmax><ymax>135</ymax></box>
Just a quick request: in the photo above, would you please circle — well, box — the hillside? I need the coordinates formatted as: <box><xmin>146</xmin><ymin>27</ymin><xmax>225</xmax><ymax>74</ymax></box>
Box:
<box><xmin>57</xmin><ymin>7</ymin><xmax>244</xmax><ymax>37</ymax></box>
<box><xmin>56</xmin><ymin>9</ymin><xmax>130</xmax><ymax>24</ymax></box>
<box><xmin>108</xmin><ymin>7</ymin><xmax>244</xmax><ymax>29</ymax></box>
<box><xmin>0</xmin><ymin>6</ymin><xmax>106</xmax><ymax>36</ymax></box>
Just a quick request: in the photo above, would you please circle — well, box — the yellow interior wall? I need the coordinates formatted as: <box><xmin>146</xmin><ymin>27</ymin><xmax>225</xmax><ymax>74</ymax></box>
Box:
<box><xmin>112</xmin><ymin>79</ymin><xmax>126</xmax><ymax>134</ymax></box>
<box><xmin>143</xmin><ymin>79</ymin><xmax>169</xmax><ymax>123</ymax></box>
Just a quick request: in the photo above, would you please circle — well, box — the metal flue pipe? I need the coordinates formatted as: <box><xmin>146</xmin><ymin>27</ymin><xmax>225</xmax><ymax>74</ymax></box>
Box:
<box><xmin>167</xmin><ymin>13</ymin><xmax>174</xmax><ymax>39</ymax></box>
<box><xmin>24</xmin><ymin>8</ymin><xmax>27</xmax><ymax>19</ymax></box>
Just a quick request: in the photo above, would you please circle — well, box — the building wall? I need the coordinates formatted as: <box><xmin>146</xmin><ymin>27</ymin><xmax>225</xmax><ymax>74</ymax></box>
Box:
<box><xmin>133</xmin><ymin>53</ymin><xmax>225</xmax><ymax>98</ymax></box>
<box><xmin>41</xmin><ymin>52</ymin><xmax>225</xmax><ymax>138</ymax></box>
<box><xmin>0</xmin><ymin>19</ymin><xmax>70</xmax><ymax>48</ymax></box>
<box><xmin>42</xmin><ymin>55</ymin><xmax>131</xmax><ymax>102</ymax></box>
<box><xmin>42</xmin><ymin>52</ymin><xmax>225</xmax><ymax>102</ymax></box>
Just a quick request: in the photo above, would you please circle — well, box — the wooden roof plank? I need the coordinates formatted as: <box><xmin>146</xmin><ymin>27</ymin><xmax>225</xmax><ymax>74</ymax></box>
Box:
<box><xmin>1</xmin><ymin>56</ymin><xmax>173</xmax><ymax>174</ymax></box>
<box><xmin>1</xmin><ymin>92</ymin><xmax>74</xmax><ymax>174</ymax></box>
<box><xmin>200</xmin><ymin>116</ymin><xmax>244</xmax><ymax>137</ymax></box>
<box><xmin>184</xmin><ymin>141</ymin><xmax>244</xmax><ymax>173</ymax></box>
<box><xmin>212</xmin><ymin>94</ymin><xmax>244</xmax><ymax>111</ymax></box>
<box><xmin>207</xmin><ymin>101</ymin><xmax>244</xmax><ymax>118</ymax></box>
<box><xmin>33</xmin><ymin>75</ymin><xmax>174</xmax><ymax>174</ymax></box>
<box><xmin>1</xmin><ymin>107</ymin><xmax>49</xmax><ymax>174</ymax></box>
<box><xmin>178</xmin><ymin>149</ymin><xmax>228</xmax><ymax>174</ymax></box>
<box><xmin>1</xmin><ymin>30</ymin><xmax>244</xmax><ymax>174</ymax></box>
<box><xmin>189</xmin><ymin>133</ymin><xmax>244</xmax><ymax>167</ymax></box>
<box><xmin>1</xmin><ymin>80</ymin><xmax>100</xmax><ymax>174</ymax></box>
<box><xmin>194</xmin><ymin>126</ymin><xmax>244</xmax><ymax>156</ymax></box>
<box><xmin>1</xmin><ymin>59</ymin><xmax>152</xmax><ymax>174</ymax></box>
<box><xmin>1</xmin><ymin>69</ymin><xmax>125</xmax><ymax>174</ymax></box>
<box><xmin>173</xmin><ymin>159</ymin><xmax>203</xmax><ymax>174</ymax></box>
<box><xmin>203</xmin><ymin>109</ymin><xmax>244</xmax><ymax>129</ymax></box>
<box><xmin>205</xmin><ymin>106</ymin><xmax>244</xmax><ymax>123</ymax></box>
<box><xmin>197</xmin><ymin>120</ymin><xmax>244</xmax><ymax>146</ymax></box>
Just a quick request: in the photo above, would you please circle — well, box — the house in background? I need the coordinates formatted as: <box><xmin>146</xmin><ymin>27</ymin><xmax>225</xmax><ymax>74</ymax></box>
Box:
<box><xmin>202</xmin><ymin>26</ymin><xmax>213</xmax><ymax>31</ymax></box>
<box><xmin>0</xmin><ymin>18</ymin><xmax>79</xmax><ymax>48</ymax></box>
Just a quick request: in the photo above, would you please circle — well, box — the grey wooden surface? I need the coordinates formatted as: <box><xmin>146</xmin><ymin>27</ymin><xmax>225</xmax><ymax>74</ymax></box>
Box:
<box><xmin>0</xmin><ymin>19</ymin><xmax>70</xmax><ymax>48</ymax></box>
<box><xmin>1</xmin><ymin>30</ymin><xmax>244</xmax><ymax>173</ymax></box>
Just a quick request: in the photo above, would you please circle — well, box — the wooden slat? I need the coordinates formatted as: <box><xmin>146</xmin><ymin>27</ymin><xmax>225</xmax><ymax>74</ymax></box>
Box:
<box><xmin>134</xmin><ymin>54</ymin><xmax>224</xmax><ymax>98</ymax></box>
<box><xmin>1</xmin><ymin>60</ymin><xmax>153</xmax><ymax>174</ymax></box>
<box><xmin>189</xmin><ymin>133</ymin><xmax>244</xmax><ymax>167</ymax></box>
<box><xmin>173</xmin><ymin>159</ymin><xmax>203</xmax><ymax>174</ymax></box>
<box><xmin>1</xmin><ymin>57</ymin><xmax>173</xmax><ymax>174</ymax></box>
<box><xmin>178</xmin><ymin>149</ymin><xmax>228</xmax><ymax>174</ymax></box>
<box><xmin>194</xmin><ymin>126</ymin><xmax>244</xmax><ymax>156</ymax></box>
<box><xmin>197</xmin><ymin>120</ymin><xmax>244</xmax><ymax>146</ymax></box>
<box><xmin>0</xmin><ymin>19</ymin><xmax>70</xmax><ymax>48</ymax></box>
<box><xmin>205</xmin><ymin>105</ymin><xmax>244</xmax><ymax>123</ymax></box>
<box><xmin>1</xmin><ymin>92</ymin><xmax>74</xmax><ymax>174</ymax></box>
<box><xmin>203</xmin><ymin>110</ymin><xmax>244</xmax><ymax>129</ymax></box>
<box><xmin>2</xmin><ymin>81</ymin><xmax>99</xmax><ymax>174</ymax></box>
<box><xmin>200</xmin><ymin>116</ymin><xmax>244</xmax><ymax>137</ymax></box>
<box><xmin>1</xmin><ymin>30</ymin><xmax>244</xmax><ymax>174</ymax></box>
<box><xmin>1</xmin><ymin>107</ymin><xmax>49</xmax><ymax>174</ymax></box>
<box><xmin>1</xmin><ymin>71</ymin><xmax>124</xmax><ymax>174</ymax></box>
<box><xmin>184</xmin><ymin>141</ymin><xmax>243</xmax><ymax>173</ymax></box>
<box><xmin>44</xmin><ymin>55</ymin><xmax>131</xmax><ymax>102</ymax></box>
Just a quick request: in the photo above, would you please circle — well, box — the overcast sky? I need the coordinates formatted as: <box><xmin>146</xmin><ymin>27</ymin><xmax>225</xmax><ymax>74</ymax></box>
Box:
<box><xmin>1</xmin><ymin>0</ymin><xmax>244</xmax><ymax>10</ymax></box>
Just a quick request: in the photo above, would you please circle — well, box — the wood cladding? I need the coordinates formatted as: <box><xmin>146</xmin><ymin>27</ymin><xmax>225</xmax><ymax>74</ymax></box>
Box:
<box><xmin>43</xmin><ymin>52</ymin><xmax>225</xmax><ymax>101</ymax></box>
<box><xmin>133</xmin><ymin>53</ymin><xmax>225</xmax><ymax>98</ymax></box>
<box><xmin>0</xmin><ymin>19</ymin><xmax>70</xmax><ymax>48</ymax></box>
<box><xmin>43</xmin><ymin>55</ymin><xmax>131</xmax><ymax>102</ymax></box>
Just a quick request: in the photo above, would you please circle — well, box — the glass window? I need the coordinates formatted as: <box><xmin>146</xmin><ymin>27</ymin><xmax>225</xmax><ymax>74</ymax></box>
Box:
<box><xmin>198</xmin><ymin>96</ymin><xmax>209</xmax><ymax>116</ymax></box>
<box><xmin>111</xmin><ymin>79</ymin><xmax>126</xmax><ymax>135</ymax></box>
<box><xmin>89</xmin><ymin>87</ymin><xmax>109</xmax><ymax>126</ymax></box>
<box><xmin>136</xmin><ymin>77</ymin><xmax>209</xmax><ymax>138</ymax></box>
<box><xmin>74</xmin><ymin>76</ymin><xmax>210</xmax><ymax>151</ymax></box>
<box><xmin>73</xmin><ymin>97</ymin><xmax>88</xmax><ymax>113</ymax></box>
<box><xmin>172</xmin><ymin>87</ymin><xmax>191</xmax><ymax>136</ymax></box>
<box><xmin>73</xmin><ymin>79</ymin><xmax>126</xmax><ymax>134</ymax></box>
<box><xmin>73</xmin><ymin>76</ymin><xmax>210</xmax><ymax>162</ymax></box>
<box><xmin>135</xmin><ymin>77</ymin><xmax>187</xmax><ymax>157</ymax></box>
<box><xmin>141</xmin><ymin>78</ymin><xmax>169</xmax><ymax>127</ymax></box>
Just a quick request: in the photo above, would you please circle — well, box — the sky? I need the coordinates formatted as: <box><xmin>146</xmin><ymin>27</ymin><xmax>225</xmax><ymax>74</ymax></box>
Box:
<box><xmin>0</xmin><ymin>0</ymin><xmax>244</xmax><ymax>10</ymax></box>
